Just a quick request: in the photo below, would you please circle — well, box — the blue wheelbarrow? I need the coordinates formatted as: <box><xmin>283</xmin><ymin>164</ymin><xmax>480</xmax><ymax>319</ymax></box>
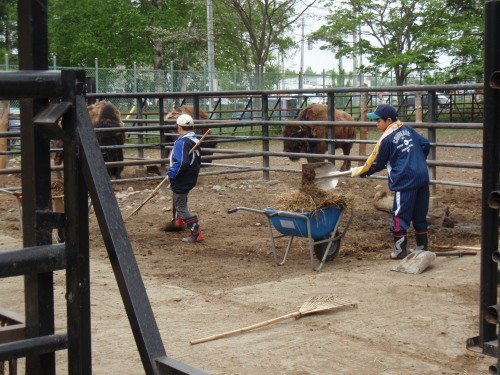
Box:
<box><xmin>227</xmin><ymin>204</ymin><xmax>353</xmax><ymax>271</ymax></box>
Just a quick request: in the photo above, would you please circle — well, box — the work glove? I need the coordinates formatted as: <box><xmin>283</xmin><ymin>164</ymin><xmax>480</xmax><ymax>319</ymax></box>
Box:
<box><xmin>351</xmin><ymin>167</ymin><xmax>362</xmax><ymax>177</ymax></box>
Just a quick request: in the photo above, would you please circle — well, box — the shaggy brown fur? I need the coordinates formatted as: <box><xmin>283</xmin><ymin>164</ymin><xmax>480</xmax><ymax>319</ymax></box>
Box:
<box><xmin>93</xmin><ymin>101</ymin><xmax>125</xmax><ymax>179</ymax></box>
<box><xmin>164</xmin><ymin>105</ymin><xmax>210</xmax><ymax>134</ymax></box>
<box><xmin>283</xmin><ymin>103</ymin><xmax>356</xmax><ymax>171</ymax></box>
<box><xmin>53</xmin><ymin>100</ymin><xmax>125</xmax><ymax>179</ymax></box>
<box><xmin>165</xmin><ymin>105</ymin><xmax>215</xmax><ymax>156</ymax></box>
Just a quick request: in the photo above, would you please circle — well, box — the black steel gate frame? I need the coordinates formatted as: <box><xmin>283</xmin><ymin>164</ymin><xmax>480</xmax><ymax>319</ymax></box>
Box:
<box><xmin>465</xmin><ymin>1</ymin><xmax>500</xmax><ymax>374</ymax></box>
<box><xmin>0</xmin><ymin>70</ymin><xmax>206</xmax><ymax>375</ymax></box>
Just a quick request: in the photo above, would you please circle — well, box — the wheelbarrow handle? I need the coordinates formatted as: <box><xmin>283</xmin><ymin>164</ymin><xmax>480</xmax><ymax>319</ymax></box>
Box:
<box><xmin>227</xmin><ymin>207</ymin><xmax>268</xmax><ymax>215</ymax></box>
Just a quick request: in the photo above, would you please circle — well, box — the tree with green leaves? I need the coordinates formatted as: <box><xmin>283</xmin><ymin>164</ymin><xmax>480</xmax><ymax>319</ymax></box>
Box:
<box><xmin>0</xmin><ymin>0</ymin><xmax>17</xmax><ymax>65</ymax></box>
<box><xmin>48</xmin><ymin>0</ymin><xmax>149</xmax><ymax>67</ymax></box>
<box><xmin>441</xmin><ymin>0</ymin><xmax>484</xmax><ymax>83</ymax></box>
<box><xmin>48</xmin><ymin>0</ymin><xmax>209</xmax><ymax>71</ymax></box>
<box><xmin>311</xmin><ymin>0</ymin><xmax>473</xmax><ymax>86</ymax></box>
<box><xmin>134</xmin><ymin>0</ymin><xmax>208</xmax><ymax>71</ymax></box>
<box><xmin>213</xmin><ymin>0</ymin><xmax>319</xmax><ymax>80</ymax></box>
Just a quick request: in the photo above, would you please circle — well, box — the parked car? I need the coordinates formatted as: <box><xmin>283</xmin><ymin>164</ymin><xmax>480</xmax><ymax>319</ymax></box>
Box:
<box><xmin>231</xmin><ymin>111</ymin><xmax>254</xmax><ymax>120</ymax></box>
<box><xmin>8</xmin><ymin>107</ymin><xmax>20</xmax><ymax>149</ymax></box>
<box><xmin>406</xmin><ymin>93</ymin><xmax>450</xmax><ymax>109</ymax></box>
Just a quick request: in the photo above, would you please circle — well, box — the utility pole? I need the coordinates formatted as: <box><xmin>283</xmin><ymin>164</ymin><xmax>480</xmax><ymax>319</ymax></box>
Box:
<box><xmin>358</xmin><ymin>24</ymin><xmax>363</xmax><ymax>86</ymax></box>
<box><xmin>206</xmin><ymin>0</ymin><xmax>216</xmax><ymax>107</ymax></box>
<box><xmin>299</xmin><ymin>17</ymin><xmax>305</xmax><ymax>89</ymax></box>
<box><xmin>352</xmin><ymin>31</ymin><xmax>358</xmax><ymax>88</ymax></box>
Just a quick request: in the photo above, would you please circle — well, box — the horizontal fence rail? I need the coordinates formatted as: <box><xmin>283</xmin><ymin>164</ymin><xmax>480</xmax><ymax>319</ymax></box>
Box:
<box><xmin>0</xmin><ymin>84</ymin><xmax>484</xmax><ymax>189</ymax></box>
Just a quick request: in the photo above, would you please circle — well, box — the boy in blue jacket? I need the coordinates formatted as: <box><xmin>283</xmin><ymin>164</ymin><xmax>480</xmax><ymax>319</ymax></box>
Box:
<box><xmin>353</xmin><ymin>104</ymin><xmax>430</xmax><ymax>259</ymax></box>
<box><xmin>166</xmin><ymin>114</ymin><xmax>204</xmax><ymax>243</ymax></box>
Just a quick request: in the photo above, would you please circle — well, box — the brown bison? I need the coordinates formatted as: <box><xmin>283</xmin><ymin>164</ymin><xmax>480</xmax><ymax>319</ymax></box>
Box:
<box><xmin>92</xmin><ymin>101</ymin><xmax>125</xmax><ymax>179</ymax></box>
<box><xmin>283</xmin><ymin>103</ymin><xmax>356</xmax><ymax>171</ymax></box>
<box><xmin>164</xmin><ymin>105</ymin><xmax>210</xmax><ymax>134</ymax></box>
<box><xmin>53</xmin><ymin>100</ymin><xmax>125</xmax><ymax>179</ymax></box>
<box><xmin>165</xmin><ymin>105</ymin><xmax>215</xmax><ymax>158</ymax></box>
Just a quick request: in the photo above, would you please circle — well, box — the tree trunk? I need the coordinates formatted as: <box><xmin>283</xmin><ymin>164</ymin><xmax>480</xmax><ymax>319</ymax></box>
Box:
<box><xmin>152</xmin><ymin>39</ymin><xmax>166</xmax><ymax>92</ymax></box>
<box><xmin>0</xmin><ymin>101</ymin><xmax>10</xmax><ymax>186</ymax></box>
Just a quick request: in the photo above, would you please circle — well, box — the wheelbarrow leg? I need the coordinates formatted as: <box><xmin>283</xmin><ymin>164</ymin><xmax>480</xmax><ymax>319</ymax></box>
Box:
<box><xmin>310</xmin><ymin>209</ymin><xmax>345</xmax><ymax>271</ymax></box>
<box><xmin>266</xmin><ymin>216</ymin><xmax>294</xmax><ymax>266</ymax></box>
<box><xmin>303</xmin><ymin>215</ymin><xmax>330</xmax><ymax>272</ymax></box>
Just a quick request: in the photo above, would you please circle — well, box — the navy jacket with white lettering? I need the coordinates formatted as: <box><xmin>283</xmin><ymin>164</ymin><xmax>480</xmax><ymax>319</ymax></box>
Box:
<box><xmin>167</xmin><ymin>132</ymin><xmax>201</xmax><ymax>194</ymax></box>
<box><xmin>363</xmin><ymin>125</ymin><xmax>430</xmax><ymax>191</ymax></box>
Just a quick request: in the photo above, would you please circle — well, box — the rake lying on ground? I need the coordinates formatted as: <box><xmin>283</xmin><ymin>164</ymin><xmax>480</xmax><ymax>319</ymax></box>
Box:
<box><xmin>126</xmin><ymin>129</ymin><xmax>211</xmax><ymax>219</ymax></box>
<box><xmin>189</xmin><ymin>295</ymin><xmax>357</xmax><ymax>345</ymax></box>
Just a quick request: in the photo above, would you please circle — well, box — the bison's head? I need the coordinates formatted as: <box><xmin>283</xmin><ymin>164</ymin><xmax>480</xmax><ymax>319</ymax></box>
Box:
<box><xmin>88</xmin><ymin>101</ymin><xmax>123</xmax><ymax>127</ymax></box>
<box><xmin>97</xmin><ymin>102</ymin><xmax>123</xmax><ymax>127</ymax></box>
<box><xmin>282</xmin><ymin>125</ymin><xmax>311</xmax><ymax>161</ymax></box>
<box><xmin>165</xmin><ymin>105</ymin><xmax>209</xmax><ymax>121</ymax></box>
<box><xmin>165</xmin><ymin>106</ymin><xmax>210</xmax><ymax>136</ymax></box>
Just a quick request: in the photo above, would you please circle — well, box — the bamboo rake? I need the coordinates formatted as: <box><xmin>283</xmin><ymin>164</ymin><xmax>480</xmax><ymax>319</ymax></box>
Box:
<box><xmin>434</xmin><ymin>251</ymin><xmax>477</xmax><ymax>257</ymax></box>
<box><xmin>432</xmin><ymin>245</ymin><xmax>480</xmax><ymax>251</ymax></box>
<box><xmin>126</xmin><ymin>129</ymin><xmax>211</xmax><ymax>219</ymax></box>
<box><xmin>189</xmin><ymin>295</ymin><xmax>357</xmax><ymax>345</ymax></box>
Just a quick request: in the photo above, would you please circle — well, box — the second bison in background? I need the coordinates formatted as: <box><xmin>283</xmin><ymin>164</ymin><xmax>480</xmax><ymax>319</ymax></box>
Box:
<box><xmin>282</xmin><ymin>103</ymin><xmax>356</xmax><ymax>171</ymax></box>
<box><xmin>53</xmin><ymin>100</ymin><xmax>125</xmax><ymax>179</ymax></box>
<box><xmin>92</xmin><ymin>101</ymin><xmax>126</xmax><ymax>179</ymax></box>
<box><xmin>165</xmin><ymin>105</ymin><xmax>216</xmax><ymax>158</ymax></box>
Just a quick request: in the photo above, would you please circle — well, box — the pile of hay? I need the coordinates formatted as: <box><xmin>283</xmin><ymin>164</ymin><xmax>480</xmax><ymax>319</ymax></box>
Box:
<box><xmin>273</xmin><ymin>184</ymin><xmax>353</xmax><ymax>213</ymax></box>
<box><xmin>51</xmin><ymin>179</ymin><xmax>64</xmax><ymax>196</ymax></box>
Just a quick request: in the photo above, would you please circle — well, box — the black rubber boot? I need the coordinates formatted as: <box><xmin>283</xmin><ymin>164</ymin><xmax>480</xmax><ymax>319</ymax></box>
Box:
<box><xmin>411</xmin><ymin>232</ymin><xmax>428</xmax><ymax>252</ymax></box>
<box><xmin>390</xmin><ymin>236</ymin><xmax>408</xmax><ymax>259</ymax></box>
<box><xmin>182</xmin><ymin>216</ymin><xmax>204</xmax><ymax>243</ymax></box>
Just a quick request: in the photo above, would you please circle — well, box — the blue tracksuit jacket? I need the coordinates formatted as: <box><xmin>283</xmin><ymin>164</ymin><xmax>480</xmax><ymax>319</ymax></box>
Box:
<box><xmin>167</xmin><ymin>132</ymin><xmax>201</xmax><ymax>194</ymax></box>
<box><xmin>363</xmin><ymin>125</ymin><xmax>430</xmax><ymax>191</ymax></box>
<box><xmin>363</xmin><ymin>124</ymin><xmax>430</xmax><ymax>235</ymax></box>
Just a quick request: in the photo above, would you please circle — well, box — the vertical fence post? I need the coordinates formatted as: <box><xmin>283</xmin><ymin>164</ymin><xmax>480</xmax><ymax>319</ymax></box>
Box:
<box><xmin>94</xmin><ymin>58</ymin><xmax>99</xmax><ymax>92</ymax></box>
<box><xmin>169</xmin><ymin>61</ymin><xmax>174</xmax><ymax>92</ymax></box>
<box><xmin>4</xmin><ymin>54</ymin><xmax>8</xmax><ymax>70</ymax></box>
<box><xmin>359</xmin><ymin>91</ymin><xmax>368</xmax><ymax>163</ymax></box>
<box><xmin>327</xmin><ymin>92</ymin><xmax>336</xmax><ymax>164</ymax></box>
<box><xmin>426</xmin><ymin>92</ymin><xmax>437</xmax><ymax>197</ymax></box>
<box><xmin>261</xmin><ymin>94</ymin><xmax>269</xmax><ymax>181</ymax></box>
<box><xmin>233</xmin><ymin>64</ymin><xmax>237</xmax><ymax>90</ymax></box>
<box><xmin>479</xmin><ymin>0</ymin><xmax>500</xmax><ymax>351</ymax></box>
<box><xmin>133</xmin><ymin>62</ymin><xmax>137</xmax><ymax>93</ymax></box>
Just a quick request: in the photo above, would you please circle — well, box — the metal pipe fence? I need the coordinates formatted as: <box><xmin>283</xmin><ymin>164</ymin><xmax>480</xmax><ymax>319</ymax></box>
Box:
<box><xmin>0</xmin><ymin>84</ymin><xmax>483</xmax><ymax>189</ymax></box>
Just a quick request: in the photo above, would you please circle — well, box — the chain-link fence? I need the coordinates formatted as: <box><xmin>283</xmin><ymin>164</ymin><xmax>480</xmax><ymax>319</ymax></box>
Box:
<box><xmin>0</xmin><ymin>60</ymin><xmax>467</xmax><ymax>94</ymax></box>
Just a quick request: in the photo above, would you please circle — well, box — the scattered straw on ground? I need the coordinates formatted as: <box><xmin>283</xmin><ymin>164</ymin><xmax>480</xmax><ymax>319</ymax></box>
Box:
<box><xmin>51</xmin><ymin>179</ymin><xmax>64</xmax><ymax>196</ymax></box>
<box><xmin>273</xmin><ymin>184</ymin><xmax>353</xmax><ymax>213</ymax></box>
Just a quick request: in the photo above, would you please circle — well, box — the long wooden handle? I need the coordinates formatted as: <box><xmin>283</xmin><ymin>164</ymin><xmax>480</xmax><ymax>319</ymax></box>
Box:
<box><xmin>432</xmin><ymin>245</ymin><xmax>480</xmax><ymax>251</ymax></box>
<box><xmin>126</xmin><ymin>179</ymin><xmax>171</xmax><ymax>219</ymax></box>
<box><xmin>126</xmin><ymin>129</ymin><xmax>211</xmax><ymax>219</ymax></box>
<box><xmin>194</xmin><ymin>129</ymin><xmax>211</xmax><ymax>151</ymax></box>
<box><xmin>316</xmin><ymin>170</ymin><xmax>353</xmax><ymax>180</ymax></box>
<box><xmin>434</xmin><ymin>251</ymin><xmax>477</xmax><ymax>257</ymax></box>
<box><xmin>190</xmin><ymin>311</ymin><xmax>300</xmax><ymax>345</ymax></box>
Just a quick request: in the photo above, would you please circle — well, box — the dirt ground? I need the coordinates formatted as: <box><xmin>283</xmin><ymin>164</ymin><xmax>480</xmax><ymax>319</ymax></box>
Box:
<box><xmin>0</xmin><ymin>147</ymin><xmax>491</xmax><ymax>374</ymax></box>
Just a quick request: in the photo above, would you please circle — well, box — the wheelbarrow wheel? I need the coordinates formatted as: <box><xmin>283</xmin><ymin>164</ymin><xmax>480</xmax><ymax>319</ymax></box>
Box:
<box><xmin>314</xmin><ymin>236</ymin><xmax>341</xmax><ymax>262</ymax></box>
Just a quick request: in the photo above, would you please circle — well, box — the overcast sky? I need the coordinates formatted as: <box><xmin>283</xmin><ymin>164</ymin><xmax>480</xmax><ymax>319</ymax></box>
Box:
<box><xmin>284</xmin><ymin>4</ymin><xmax>354</xmax><ymax>74</ymax></box>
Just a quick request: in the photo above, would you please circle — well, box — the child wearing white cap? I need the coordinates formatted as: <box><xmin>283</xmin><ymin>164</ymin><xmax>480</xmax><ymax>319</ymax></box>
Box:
<box><xmin>165</xmin><ymin>114</ymin><xmax>204</xmax><ymax>243</ymax></box>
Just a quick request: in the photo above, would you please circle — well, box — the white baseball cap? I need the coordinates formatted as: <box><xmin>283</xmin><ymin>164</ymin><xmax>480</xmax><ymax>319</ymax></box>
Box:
<box><xmin>176</xmin><ymin>114</ymin><xmax>194</xmax><ymax>127</ymax></box>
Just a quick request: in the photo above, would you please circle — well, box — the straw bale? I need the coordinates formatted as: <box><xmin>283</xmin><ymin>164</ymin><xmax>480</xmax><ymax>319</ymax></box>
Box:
<box><xmin>273</xmin><ymin>183</ymin><xmax>353</xmax><ymax>213</ymax></box>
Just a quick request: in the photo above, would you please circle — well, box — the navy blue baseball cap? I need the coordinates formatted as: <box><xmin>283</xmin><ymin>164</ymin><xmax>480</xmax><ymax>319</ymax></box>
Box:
<box><xmin>367</xmin><ymin>104</ymin><xmax>398</xmax><ymax>120</ymax></box>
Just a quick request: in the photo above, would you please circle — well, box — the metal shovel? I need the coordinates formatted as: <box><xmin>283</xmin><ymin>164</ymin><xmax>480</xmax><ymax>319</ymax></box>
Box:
<box><xmin>302</xmin><ymin>162</ymin><xmax>352</xmax><ymax>190</ymax></box>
